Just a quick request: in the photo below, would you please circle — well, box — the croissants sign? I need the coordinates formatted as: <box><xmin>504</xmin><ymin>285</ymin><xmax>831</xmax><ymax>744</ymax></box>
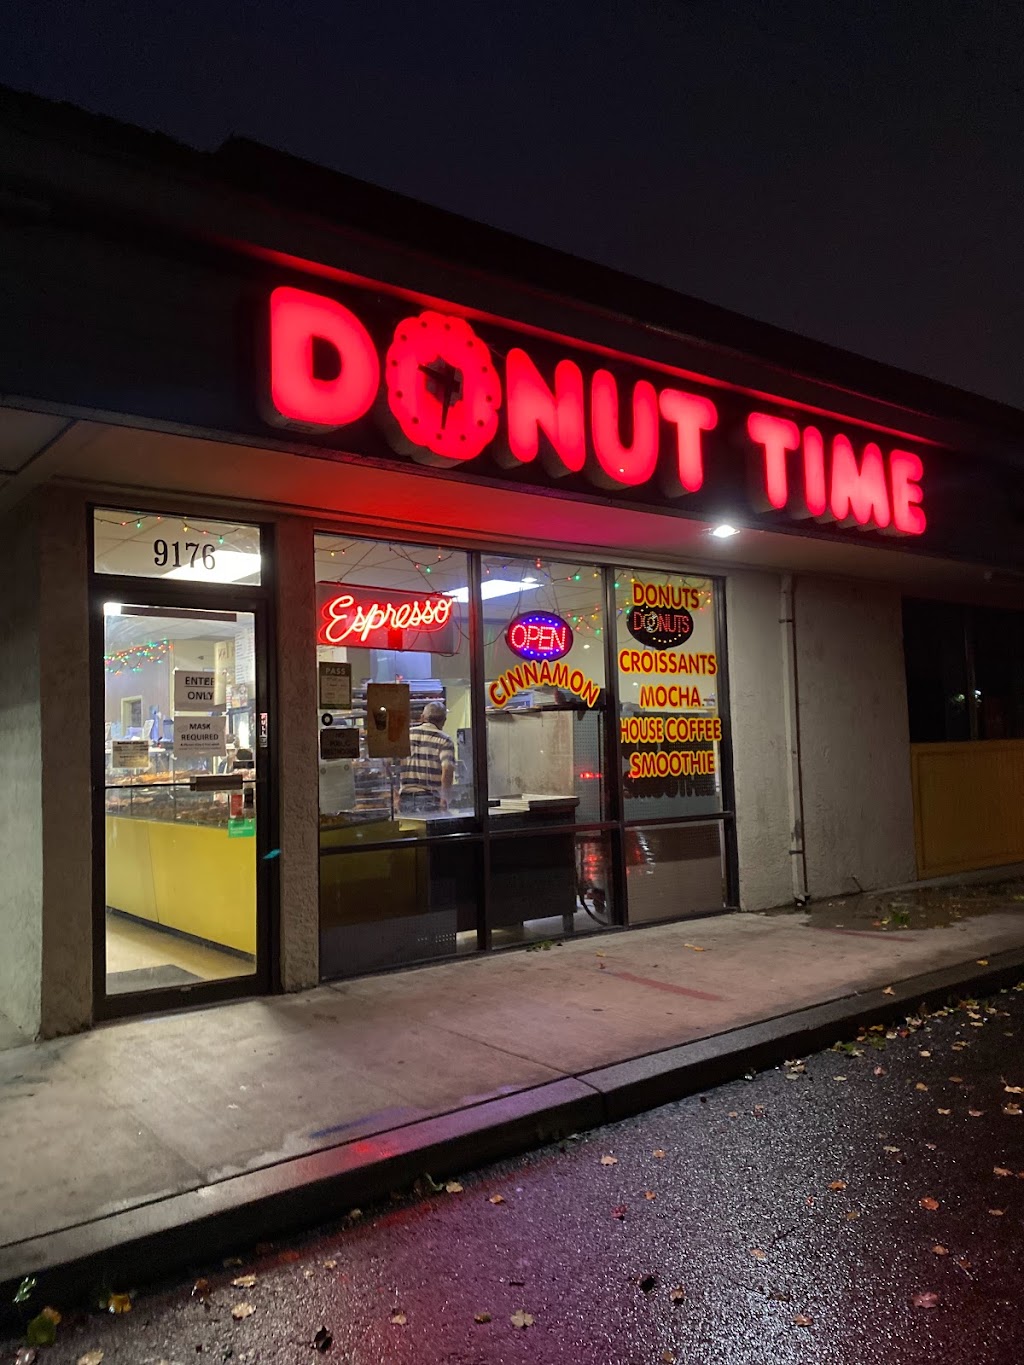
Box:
<box><xmin>264</xmin><ymin>284</ymin><xmax>926</xmax><ymax>536</ymax></box>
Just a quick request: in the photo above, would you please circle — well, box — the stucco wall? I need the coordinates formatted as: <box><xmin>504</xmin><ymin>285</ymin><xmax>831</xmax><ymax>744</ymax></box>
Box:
<box><xmin>0</xmin><ymin>504</ymin><xmax>44</xmax><ymax>1036</ymax></box>
<box><xmin>725</xmin><ymin>571</ymin><xmax>792</xmax><ymax>911</ymax></box>
<box><xmin>38</xmin><ymin>486</ymin><xmax>92</xmax><ymax>1036</ymax></box>
<box><xmin>795</xmin><ymin>576</ymin><xmax>915</xmax><ymax>897</ymax></box>
<box><xmin>275</xmin><ymin>517</ymin><xmax>319</xmax><ymax>990</ymax></box>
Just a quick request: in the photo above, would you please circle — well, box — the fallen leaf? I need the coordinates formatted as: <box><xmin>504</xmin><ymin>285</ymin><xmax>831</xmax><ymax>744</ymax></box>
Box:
<box><xmin>988</xmin><ymin>1208</ymin><xmax>1006</xmax><ymax>1216</ymax></box>
<box><xmin>925</xmin><ymin>1142</ymin><xmax>937</xmax><ymax>1150</ymax></box>
<box><xmin>919</xmin><ymin>1196</ymin><xmax>940</xmax><ymax>1211</ymax></box>
<box><xmin>977</xmin><ymin>959</ymin><xmax>989</xmax><ymax>966</ymax></box>
<box><xmin>915</xmin><ymin>1083</ymin><xmax>929</xmax><ymax>1092</ymax></box>
<box><xmin>488</xmin><ymin>1194</ymin><xmax>505</xmax><ymax>1205</ymax></box>
<box><xmin>750</xmin><ymin>1247</ymin><xmax>766</xmax><ymax>1260</ymax></box>
<box><xmin>882</xmin><ymin>986</ymin><xmax>895</xmax><ymax>995</ymax></box>
<box><xmin>600</xmin><ymin>1155</ymin><xmax>618</xmax><ymax>1166</ymax></box>
<box><xmin>994</xmin><ymin>1167</ymin><xmax>1013</xmax><ymax>1177</ymax></box>
<box><xmin>833</xmin><ymin>1076</ymin><xmax>847</xmax><ymax>1083</ymax></box>
<box><xmin>323</xmin><ymin>1259</ymin><xmax>337</xmax><ymax>1270</ymax></box>
<box><xmin>347</xmin><ymin>1208</ymin><xmax>363</xmax><ymax>1220</ymax></box>
<box><xmin>653</xmin><ymin>1148</ymin><xmax>666</xmax><ymax>1158</ymax></box>
<box><xmin>949</xmin><ymin>1076</ymin><xmax>964</xmax><ymax>1083</ymax></box>
<box><xmin>645</xmin><ymin>1190</ymin><xmax>657</xmax><ymax>1201</ymax></box>
<box><xmin>956</xmin><ymin>1258</ymin><xmax>972</xmax><ymax>1273</ymax></box>
<box><xmin>1005</xmin><ymin>1085</ymin><xmax>1024</xmax><ymax>1095</ymax></box>
<box><xmin>1003</xmin><ymin>1104</ymin><xmax>1022</xmax><ymax>1116</ymax></box>
<box><xmin>313</xmin><ymin>1327</ymin><xmax>333</xmax><ymax>1353</ymax></box>
<box><xmin>445</xmin><ymin>1181</ymin><xmax>464</xmax><ymax>1194</ymax></box>
<box><xmin>390</xmin><ymin>1311</ymin><xmax>407</xmax><ymax>1326</ymax></box>
<box><xmin>510</xmin><ymin>1310</ymin><xmax>534</xmax><ymax>1329</ymax></box>
<box><xmin>16</xmin><ymin>1350</ymin><xmax>38</xmax><ymax>1365</ymax></box>
<box><xmin>474</xmin><ymin>1311</ymin><xmax>492</xmax><ymax>1324</ymax></box>
<box><xmin>874</xmin><ymin>1066</ymin><xmax>887</xmax><ymax>1076</ymax></box>
<box><xmin>639</xmin><ymin>1275</ymin><xmax>659</xmax><ymax>1294</ymax></box>
<box><xmin>846</xmin><ymin>1210</ymin><xmax>861</xmax><ymax>1220</ymax></box>
<box><xmin>191</xmin><ymin>1278</ymin><xmax>212</xmax><ymax>1301</ymax></box>
<box><xmin>793</xmin><ymin>1314</ymin><xmax>814</xmax><ymax>1326</ymax></box>
<box><xmin>231</xmin><ymin>1274</ymin><xmax>257</xmax><ymax>1288</ymax></box>
<box><xmin>969</xmin><ymin>1109</ymin><xmax>984</xmax><ymax>1117</ymax></box>
<box><xmin>728</xmin><ymin>1111</ymin><xmax>739</xmax><ymax>1118</ymax></box>
<box><xmin>662</xmin><ymin>1353</ymin><xmax>677</xmax><ymax>1364</ymax></box>
<box><xmin>883</xmin><ymin>1145</ymin><xmax>900</xmax><ymax>1153</ymax></box>
<box><xmin>104</xmin><ymin>1294</ymin><xmax>131</xmax><ymax>1316</ymax></box>
<box><xmin>683</xmin><ymin>943</ymin><xmax>706</xmax><ymax>952</ymax></box>
<box><xmin>919</xmin><ymin>1050</ymin><xmax>931</xmax><ymax>1058</ymax></box>
<box><xmin>912</xmin><ymin>1291</ymin><xmax>940</xmax><ymax>1309</ymax></box>
<box><xmin>669</xmin><ymin>1286</ymin><xmax>686</xmax><ymax>1303</ymax></box>
<box><xmin>222</xmin><ymin>1257</ymin><xmax>243</xmax><ymax>1268</ymax></box>
<box><xmin>611</xmin><ymin>1204</ymin><xmax>628</xmax><ymax>1220</ymax></box>
<box><xmin>828</xmin><ymin>1180</ymin><xmax>847</xmax><ymax>1191</ymax></box>
<box><xmin>77</xmin><ymin>1354</ymin><xmax>104</xmax><ymax>1365</ymax></box>
<box><xmin>231</xmin><ymin>1303</ymin><xmax>255</xmax><ymax>1321</ymax></box>
<box><xmin>932</xmin><ymin>1245</ymin><xmax>949</xmax><ymax>1256</ymax></box>
<box><xmin>937</xmin><ymin>1108</ymin><xmax>952</xmax><ymax>1115</ymax></box>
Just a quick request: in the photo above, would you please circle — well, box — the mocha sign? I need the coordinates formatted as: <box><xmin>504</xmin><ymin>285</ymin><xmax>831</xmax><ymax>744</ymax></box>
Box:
<box><xmin>265</xmin><ymin>285</ymin><xmax>926</xmax><ymax>537</ymax></box>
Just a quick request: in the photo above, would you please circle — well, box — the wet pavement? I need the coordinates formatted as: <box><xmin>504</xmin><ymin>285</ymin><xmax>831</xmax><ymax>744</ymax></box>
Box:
<box><xmin>770</xmin><ymin>876</ymin><xmax>1024</xmax><ymax>933</ymax></box>
<box><xmin>7</xmin><ymin>984</ymin><xmax>1024</xmax><ymax>1364</ymax></box>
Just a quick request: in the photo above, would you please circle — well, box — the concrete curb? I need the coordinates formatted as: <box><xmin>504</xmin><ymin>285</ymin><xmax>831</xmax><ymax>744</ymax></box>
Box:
<box><xmin>3</xmin><ymin>947</ymin><xmax>1023</xmax><ymax>1328</ymax></box>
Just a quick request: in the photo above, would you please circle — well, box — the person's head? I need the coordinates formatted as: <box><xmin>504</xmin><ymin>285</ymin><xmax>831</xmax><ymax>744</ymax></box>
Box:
<box><xmin>420</xmin><ymin>702</ymin><xmax>447</xmax><ymax>729</ymax></box>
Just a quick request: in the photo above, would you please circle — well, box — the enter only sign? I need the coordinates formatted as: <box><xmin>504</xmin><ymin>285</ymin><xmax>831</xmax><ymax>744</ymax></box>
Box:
<box><xmin>174</xmin><ymin>670</ymin><xmax>216</xmax><ymax>711</ymax></box>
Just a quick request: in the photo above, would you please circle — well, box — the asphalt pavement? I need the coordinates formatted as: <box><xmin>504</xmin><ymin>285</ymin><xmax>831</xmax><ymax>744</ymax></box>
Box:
<box><xmin>7</xmin><ymin>983</ymin><xmax>1024</xmax><ymax>1364</ymax></box>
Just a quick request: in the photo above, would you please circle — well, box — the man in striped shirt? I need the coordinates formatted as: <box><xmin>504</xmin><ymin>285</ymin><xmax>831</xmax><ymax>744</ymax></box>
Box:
<box><xmin>399</xmin><ymin>702</ymin><xmax>455</xmax><ymax>814</ymax></box>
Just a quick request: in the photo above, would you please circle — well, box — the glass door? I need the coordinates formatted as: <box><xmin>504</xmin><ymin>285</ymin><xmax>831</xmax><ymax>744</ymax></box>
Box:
<box><xmin>99</xmin><ymin>599</ymin><xmax>266</xmax><ymax>1005</ymax></box>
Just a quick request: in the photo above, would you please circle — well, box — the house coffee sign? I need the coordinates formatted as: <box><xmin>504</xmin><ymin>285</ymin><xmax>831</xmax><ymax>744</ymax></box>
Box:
<box><xmin>264</xmin><ymin>284</ymin><xmax>927</xmax><ymax>537</ymax></box>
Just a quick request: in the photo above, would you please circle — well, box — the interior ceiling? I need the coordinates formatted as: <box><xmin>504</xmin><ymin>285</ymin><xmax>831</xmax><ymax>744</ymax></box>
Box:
<box><xmin>8</xmin><ymin>410</ymin><xmax>1024</xmax><ymax>609</ymax></box>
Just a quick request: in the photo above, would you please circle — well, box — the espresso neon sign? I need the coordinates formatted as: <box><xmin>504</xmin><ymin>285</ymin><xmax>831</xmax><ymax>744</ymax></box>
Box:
<box><xmin>268</xmin><ymin>286</ymin><xmax>927</xmax><ymax>536</ymax></box>
<box><xmin>316</xmin><ymin>584</ymin><xmax>457</xmax><ymax>652</ymax></box>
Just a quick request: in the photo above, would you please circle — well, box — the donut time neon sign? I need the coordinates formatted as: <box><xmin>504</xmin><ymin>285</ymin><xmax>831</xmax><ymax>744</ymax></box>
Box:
<box><xmin>266</xmin><ymin>285</ymin><xmax>927</xmax><ymax>537</ymax></box>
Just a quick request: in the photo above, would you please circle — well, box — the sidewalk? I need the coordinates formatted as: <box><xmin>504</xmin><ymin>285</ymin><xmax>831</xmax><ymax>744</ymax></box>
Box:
<box><xmin>4</xmin><ymin>886</ymin><xmax>1024</xmax><ymax>1311</ymax></box>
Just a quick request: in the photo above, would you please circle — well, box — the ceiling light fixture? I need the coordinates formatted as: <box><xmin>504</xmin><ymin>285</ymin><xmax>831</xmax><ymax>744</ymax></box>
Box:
<box><xmin>711</xmin><ymin>523</ymin><xmax>740</xmax><ymax>539</ymax></box>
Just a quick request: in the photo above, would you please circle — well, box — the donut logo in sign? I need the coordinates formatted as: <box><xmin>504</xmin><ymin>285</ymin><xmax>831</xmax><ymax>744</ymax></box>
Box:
<box><xmin>626</xmin><ymin>601</ymin><xmax>694</xmax><ymax>650</ymax></box>
<box><xmin>385</xmin><ymin>311</ymin><xmax>501</xmax><ymax>463</ymax></box>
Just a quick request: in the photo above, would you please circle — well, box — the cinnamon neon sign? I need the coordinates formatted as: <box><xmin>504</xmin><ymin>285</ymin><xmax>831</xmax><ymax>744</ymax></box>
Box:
<box><xmin>316</xmin><ymin>584</ymin><xmax>457</xmax><ymax>653</ymax></box>
<box><xmin>268</xmin><ymin>286</ymin><xmax>927</xmax><ymax>537</ymax></box>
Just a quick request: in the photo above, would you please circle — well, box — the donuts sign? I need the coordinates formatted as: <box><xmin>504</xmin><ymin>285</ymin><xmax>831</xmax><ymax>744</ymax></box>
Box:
<box><xmin>265</xmin><ymin>285</ymin><xmax>927</xmax><ymax>537</ymax></box>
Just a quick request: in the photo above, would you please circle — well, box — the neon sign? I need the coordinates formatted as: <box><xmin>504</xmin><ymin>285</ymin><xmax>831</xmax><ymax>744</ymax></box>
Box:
<box><xmin>266</xmin><ymin>287</ymin><xmax>928</xmax><ymax>538</ymax></box>
<box><xmin>505</xmin><ymin>611</ymin><xmax>573</xmax><ymax>662</ymax></box>
<box><xmin>316</xmin><ymin>584</ymin><xmax>457</xmax><ymax>652</ymax></box>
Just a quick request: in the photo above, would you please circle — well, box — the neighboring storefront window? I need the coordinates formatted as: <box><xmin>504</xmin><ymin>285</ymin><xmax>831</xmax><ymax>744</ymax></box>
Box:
<box><xmin>904</xmin><ymin>598</ymin><xmax>1024</xmax><ymax>742</ymax></box>
<box><xmin>94</xmin><ymin>509</ymin><xmax>262</xmax><ymax>583</ymax></box>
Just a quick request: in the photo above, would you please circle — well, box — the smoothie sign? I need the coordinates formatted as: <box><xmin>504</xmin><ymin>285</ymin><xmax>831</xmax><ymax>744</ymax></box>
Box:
<box><xmin>619</xmin><ymin>581</ymin><xmax>720</xmax><ymax>791</ymax></box>
<box><xmin>264</xmin><ymin>285</ymin><xmax>926</xmax><ymax>537</ymax></box>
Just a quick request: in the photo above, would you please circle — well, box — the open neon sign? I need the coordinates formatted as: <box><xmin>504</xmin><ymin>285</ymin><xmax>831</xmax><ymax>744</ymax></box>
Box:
<box><xmin>268</xmin><ymin>286</ymin><xmax>927</xmax><ymax>537</ymax></box>
<box><xmin>506</xmin><ymin>611</ymin><xmax>573</xmax><ymax>662</ymax></box>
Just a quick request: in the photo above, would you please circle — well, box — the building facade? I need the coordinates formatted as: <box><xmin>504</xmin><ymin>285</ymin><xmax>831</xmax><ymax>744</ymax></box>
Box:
<box><xmin>1</xmin><ymin>88</ymin><xmax>1023</xmax><ymax>1039</ymax></box>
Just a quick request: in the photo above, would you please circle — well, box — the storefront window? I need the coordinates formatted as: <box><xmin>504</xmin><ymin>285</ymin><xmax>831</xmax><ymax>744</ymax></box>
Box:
<box><xmin>94</xmin><ymin>509</ymin><xmax>262</xmax><ymax>584</ymax></box>
<box><xmin>615</xmin><ymin>570</ymin><xmax>723</xmax><ymax>822</ymax></box>
<box><xmin>315</xmin><ymin>534</ymin><xmax>478</xmax><ymax>974</ymax></box>
<box><xmin>483</xmin><ymin>553</ymin><xmax>607</xmax><ymax>826</ymax></box>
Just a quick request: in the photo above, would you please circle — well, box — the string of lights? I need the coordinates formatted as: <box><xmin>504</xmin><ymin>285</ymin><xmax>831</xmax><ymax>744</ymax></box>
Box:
<box><xmin>104</xmin><ymin>639</ymin><xmax>170</xmax><ymax>674</ymax></box>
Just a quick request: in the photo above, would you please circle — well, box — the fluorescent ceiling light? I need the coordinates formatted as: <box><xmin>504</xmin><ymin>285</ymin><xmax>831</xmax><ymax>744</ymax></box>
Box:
<box><xmin>446</xmin><ymin>577</ymin><xmax>539</xmax><ymax>603</ymax></box>
<box><xmin>103</xmin><ymin>602</ymin><xmax>123</xmax><ymax>615</ymax></box>
<box><xmin>165</xmin><ymin>551</ymin><xmax>262</xmax><ymax>584</ymax></box>
<box><xmin>711</xmin><ymin>523</ymin><xmax>740</xmax><ymax>539</ymax></box>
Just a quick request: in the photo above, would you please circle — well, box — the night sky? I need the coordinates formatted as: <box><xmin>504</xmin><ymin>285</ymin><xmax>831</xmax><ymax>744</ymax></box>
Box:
<box><xmin>1</xmin><ymin>1</ymin><xmax>1022</xmax><ymax>407</ymax></box>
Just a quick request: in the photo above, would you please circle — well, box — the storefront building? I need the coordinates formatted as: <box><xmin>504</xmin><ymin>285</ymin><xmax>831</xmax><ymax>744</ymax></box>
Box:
<box><xmin>2</xmin><ymin>88</ymin><xmax>1024</xmax><ymax>1039</ymax></box>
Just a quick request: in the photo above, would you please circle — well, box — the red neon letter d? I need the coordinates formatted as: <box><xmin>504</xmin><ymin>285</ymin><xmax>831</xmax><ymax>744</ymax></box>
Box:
<box><xmin>268</xmin><ymin>286</ymin><xmax>379</xmax><ymax>429</ymax></box>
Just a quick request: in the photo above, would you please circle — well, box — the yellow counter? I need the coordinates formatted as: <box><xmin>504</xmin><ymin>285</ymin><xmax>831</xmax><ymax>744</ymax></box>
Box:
<box><xmin>105</xmin><ymin>815</ymin><xmax>257</xmax><ymax>955</ymax></box>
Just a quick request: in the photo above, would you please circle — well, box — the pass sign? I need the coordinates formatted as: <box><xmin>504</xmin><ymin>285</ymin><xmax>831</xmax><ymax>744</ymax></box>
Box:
<box><xmin>174</xmin><ymin>670</ymin><xmax>216</xmax><ymax>710</ymax></box>
<box><xmin>173</xmin><ymin>717</ymin><xmax>226</xmax><ymax>756</ymax></box>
